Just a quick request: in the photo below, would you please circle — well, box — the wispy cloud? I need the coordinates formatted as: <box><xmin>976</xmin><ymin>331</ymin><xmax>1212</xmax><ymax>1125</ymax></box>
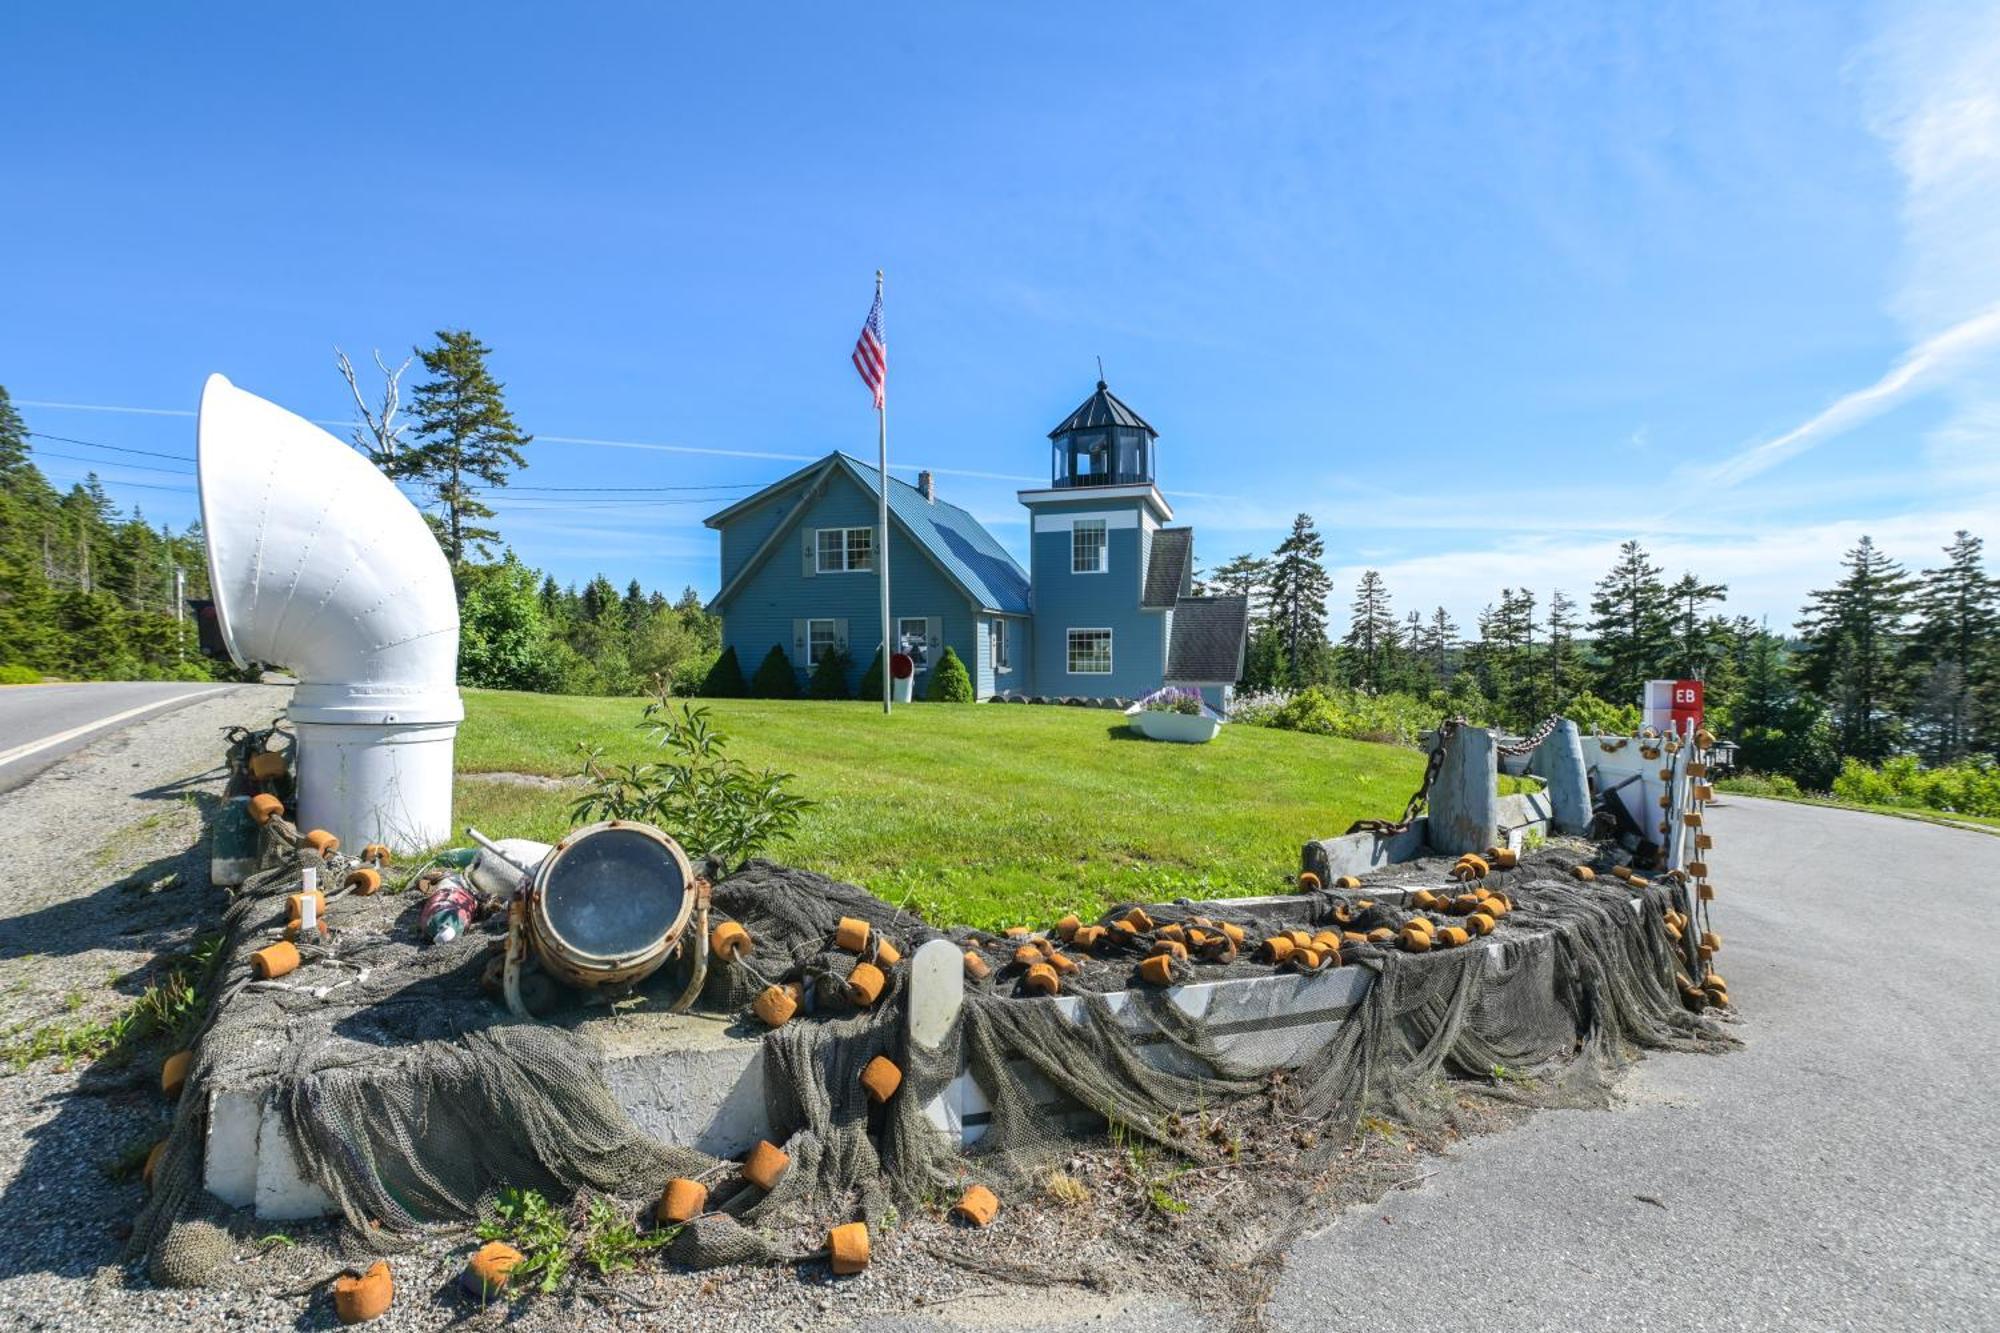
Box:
<box><xmin>1693</xmin><ymin>302</ymin><xmax>2000</xmax><ymax>491</ymax></box>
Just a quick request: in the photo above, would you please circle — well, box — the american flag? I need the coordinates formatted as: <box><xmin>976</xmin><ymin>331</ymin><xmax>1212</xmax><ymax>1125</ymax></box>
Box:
<box><xmin>851</xmin><ymin>284</ymin><xmax>886</xmax><ymax>409</ymax></box>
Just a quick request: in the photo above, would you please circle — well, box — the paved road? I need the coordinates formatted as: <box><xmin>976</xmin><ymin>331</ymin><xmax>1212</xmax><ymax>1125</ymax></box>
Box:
<box><xmin>0</xmin><ymin>681</ymin><xmax>235</xmax><ymax>794</ymax></box>
<box><xmin>1264</xmin><ymin>795</ymin><xmax>1999</xmax><ymax>1332</ymax></box>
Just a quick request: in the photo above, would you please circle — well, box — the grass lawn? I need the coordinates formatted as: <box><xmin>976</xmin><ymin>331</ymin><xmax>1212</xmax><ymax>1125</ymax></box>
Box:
<box><xmin>454</xmin><ymin>690</ymin><xmax>1442</xmax><ymax>930</ymax></box>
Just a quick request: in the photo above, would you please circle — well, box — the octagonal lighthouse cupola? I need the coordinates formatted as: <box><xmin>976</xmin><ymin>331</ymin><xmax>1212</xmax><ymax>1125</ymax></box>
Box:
<box><xmin>1048</xmin><ymin>379</ymin><xmax>1157</xmax><ymax>489</ymax></box>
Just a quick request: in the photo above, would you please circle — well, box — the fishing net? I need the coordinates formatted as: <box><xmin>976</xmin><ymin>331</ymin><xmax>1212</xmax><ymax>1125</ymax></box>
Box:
<box><xmin>132</xmin><ymin>812</ymin><xmax>1734</xmax><ymax>1291</ymax></box>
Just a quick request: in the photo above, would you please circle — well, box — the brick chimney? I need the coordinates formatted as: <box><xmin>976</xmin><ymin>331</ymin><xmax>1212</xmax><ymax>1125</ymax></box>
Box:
<box><xmin>918</xmin><ymin>469</ymin><xmax>936</xmax><ymax>502</ymax></box>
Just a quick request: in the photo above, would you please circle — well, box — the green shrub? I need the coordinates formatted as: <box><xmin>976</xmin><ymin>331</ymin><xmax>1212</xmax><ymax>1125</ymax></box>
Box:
<box><xmin>572</xmin><ymin>697</ymin><xmax>813</xmax><ymax>866</ymax></box>
<box><xmin>926</xmin><ymin>646</ymin><xmax>974</xmax><ymax>702</ymax></box>
<box><xmin>700</xmin><ymin>645</ymin><xmax>748</xmax><ymax>697</ymax></box>
<box><xmin>1256</xmin><ymin>686</ymin><xmax>1438</xmax><ymax>745</ymax></box>
<box><xmin>1831</xmin><ymin>755</ymin><xmax>2000</xmax><ymax>818</ymax></box>
<box><xmin>806</xmin><ymin>648</ymin><xmax>852</xmax><ymax>700</ymax></box>
<box><xmin>1717</xmin><ymin>772</ymin><xmax>1802</xmax><ymax>798</ymax></box>
<box><xmin>749</xmin><ymin>644</ymin><xmax>798</xmax><ymax>699</ymax></box>
<box><xmin>856</xmin><ymin>646</ymin><xmax>885</xmax><ymax>702</ymax></box>
<box><xmin>1562</xmin><ymin>691</ymin><xmax>1641</xmax><ymax>736</ymax></box>
<box><xmin>0</xmin><ymin>663</ymin><xmax>42</xmax><ymax>685</ymax></box>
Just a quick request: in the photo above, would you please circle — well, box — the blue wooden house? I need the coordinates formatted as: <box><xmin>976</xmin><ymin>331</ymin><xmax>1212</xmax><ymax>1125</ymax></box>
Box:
<box><xmin>704</xmin><ymin>380</ymin><xmax>1248</xmax><ymax>706</ymax></box>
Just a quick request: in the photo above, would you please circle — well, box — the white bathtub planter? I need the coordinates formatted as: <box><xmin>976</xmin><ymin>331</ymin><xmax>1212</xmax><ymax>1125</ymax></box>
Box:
<box><xmin>1127</xmin><ymin>688</ymin><xmax>1222</xmax><ymax>744</ymax></box>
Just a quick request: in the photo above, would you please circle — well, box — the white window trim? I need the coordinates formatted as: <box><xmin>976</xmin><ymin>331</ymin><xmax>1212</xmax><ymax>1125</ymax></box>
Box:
<box><xmin>1071</xmin><ymin>520</ymin><xmax>1109</xmax><ymax>575</ymax></box>
<box><xmin>898</xmin><ymin>616</ymin><xmax>933</xmax><ymax>671</ymax></box>
<box><xmin>806</xmin><ymin>618</ymin><xmax>839</xmax><ymax>666</ymax></box>
<box><xmin>991</xmin><ymin>617</ymin><xmax>1011</xmax><ymax>673</ymax></box>
<box><xmin>815</xmin><ymin>526</ymin><xmax>876</xmax><ymax>574</ymax></box>
<box><xmin>1067</xmin><ymin>627</ymin><xmax>1113</xmax><ymax>675</ymax></box>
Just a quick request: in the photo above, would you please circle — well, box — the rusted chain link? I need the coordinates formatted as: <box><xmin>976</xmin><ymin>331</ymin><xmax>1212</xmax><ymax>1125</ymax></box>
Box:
<box><xmin>1496</xmin><ymin>713</ymin><xmax>1565</xmax><ymax>758</ymax></box>
<box><xmin>1345</xmin><ymin>712</ymin><xmax>1565</xmax><ymax>838</ymax></box>
<box><xmin>1347</xmin><ymin>718</ymin><xmax>1462</xmax><ymax>836</ymax></box>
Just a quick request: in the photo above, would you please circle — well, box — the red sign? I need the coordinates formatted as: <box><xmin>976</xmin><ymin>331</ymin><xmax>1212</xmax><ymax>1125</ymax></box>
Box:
<box><xmin>1670</xmin><ymin>679</ymin><xmax>1704</xmax><ymax>730</ymax></box>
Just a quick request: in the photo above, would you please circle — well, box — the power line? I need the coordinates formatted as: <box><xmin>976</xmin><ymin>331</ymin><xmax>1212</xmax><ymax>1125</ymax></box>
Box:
<box><xmin>30</xmin><ymin>449</ymin><xmax>195</xmax><ymax>476</ymax></box>
<box><xmin>499</xmin><ymin>482</ymin><xmax>761</xmax><ymax>493</ymax></box>
<box><xmin>28</xmin><ymin>431</ymin><xmax>195</xmax><ymax>462</ymax></box>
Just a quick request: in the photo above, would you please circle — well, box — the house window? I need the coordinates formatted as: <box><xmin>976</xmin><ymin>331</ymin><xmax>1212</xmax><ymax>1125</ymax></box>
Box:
<box><xmin>1067</xmin><ymin>628</ymin><xmax>1112</xmax><ymax>675</ymax></box>
<box><xmin>807</xmin><ymin>619</ymin><xmax>839</xmax><ymax>666</ymax></box>
<box><xmin>898</xmin><ymin>617</ymin><xmax>931</xmax><ymax>670</ymax></box>
<box><xmin>816</xmin><ymin>526</ymin><xmax>874</xmax><ymax>573</ymax></box>
<box><xmin>1072</xmin><ymin>519</ymin><xmax>1107</xmax><ymax>573</ymax></box>
<box><xmin>991</xmin><ymin>618</ymin><xmax>1010</xmax><ymax>672</ymax></box>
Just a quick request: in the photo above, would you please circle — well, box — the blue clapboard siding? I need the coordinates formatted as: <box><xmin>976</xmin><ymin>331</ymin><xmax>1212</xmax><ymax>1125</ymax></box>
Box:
<box><xmin>974</xmin><ymin>613</ymin><xmax>1031</xmax><ymax>698</ymax></box>
<box><xmin>1022</xmin><ymin>494</ymin><xmax>1167</xmax><ymax>699</ymax></box>
<box><xmin>716</xmin><ymin>466</ymin><xmax>983</xmax><ymax>696</ymax></box>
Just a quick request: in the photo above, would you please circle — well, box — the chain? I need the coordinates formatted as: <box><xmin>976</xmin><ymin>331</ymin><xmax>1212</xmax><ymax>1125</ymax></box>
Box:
<box><xmin>1496</xmin><ymin>713</ymin><xmax>1565</xmax><ymax>757</ymax></box>
<box><xmin>1347</xmin><ymin>718</ymin><xmax>1461</xmax><ymax>836</ymax></box>
<box><xmin>1344</xmin><ymin>712</ymin><xmax>1565</xmax><ymax>838</ymax></box>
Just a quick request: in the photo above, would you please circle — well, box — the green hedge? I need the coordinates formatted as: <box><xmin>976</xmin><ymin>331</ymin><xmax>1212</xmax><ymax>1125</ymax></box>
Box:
<box><xmin>1830</xmin><ymin>755</ymin><xmax>2000</xmax><ymax>818</ymax></box>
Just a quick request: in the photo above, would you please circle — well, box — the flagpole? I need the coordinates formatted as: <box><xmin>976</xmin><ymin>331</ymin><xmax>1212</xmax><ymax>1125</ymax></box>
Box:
<box><xmin>875</xmin><ymin>268</ymin><xmax>892</xmax><ymax>716</ymax></box>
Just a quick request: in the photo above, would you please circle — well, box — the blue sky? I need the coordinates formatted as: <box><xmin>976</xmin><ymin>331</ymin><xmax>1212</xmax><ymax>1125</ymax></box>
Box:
<box><xmin>3</xmin><ymin>2</ymin><xmax>1996</xmax><ymax>633</ymax></box>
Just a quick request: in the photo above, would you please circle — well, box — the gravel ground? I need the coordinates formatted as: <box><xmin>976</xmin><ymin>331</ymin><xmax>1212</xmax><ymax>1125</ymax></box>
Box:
<box><xmin>0</xmin><ymin>690</ymin><xmax>1735</xmax><ymax>1332</ymax></box>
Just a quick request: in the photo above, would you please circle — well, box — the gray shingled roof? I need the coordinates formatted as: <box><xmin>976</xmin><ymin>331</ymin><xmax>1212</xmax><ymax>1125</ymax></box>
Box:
<box><xmin>1143</xmin><ymin>528</ymin><xmax>1193</xmax><ymax>609</ymax></box>
<box><xmin>1048</xmin><ymin>380</ymin><xmax>1157</xmax><ymax>439</ymax></box>
<box><xmin>1166</xmin><ymin>595</ymin><xmax>1249</xmax><ymax>684</ymax></box>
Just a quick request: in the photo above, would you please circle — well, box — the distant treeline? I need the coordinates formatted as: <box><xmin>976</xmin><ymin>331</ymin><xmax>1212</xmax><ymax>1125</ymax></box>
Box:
<box><xmin>1207</xmin><ymin>517</ymin><xmax>1998</xmax><ymax>788</ymax></box>
<box><xmin>0</xmin><ymin>387</ymin><xmax>216</xmax><ymax>683</ymax></box>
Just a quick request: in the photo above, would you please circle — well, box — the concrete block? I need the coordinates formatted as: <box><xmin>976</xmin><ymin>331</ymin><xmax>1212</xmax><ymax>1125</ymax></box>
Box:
<box><xmin>255</xmin><ymin>1103</ymin><xmax>333</xmax><ymax>1220</ymax></box>
<box><xmin>1302</xmin><ymin>818</ymin><xmax>1429</xmax><ymax>881</ymax></box>
<box><xmin>1496</xmin><ymin>791</ymin><xmax>1553</xmax><ymax>846</ymax></box>
<box><xmin>953</xmin><ymin>965</ymin><xmax>1377</xmax><ymax>1145</ymax></box>
<box><xmin>207</xmin><ymin>1010</ymin><xmax>769</xmax><ymax>1219</ymax></box>
<box><xmin>203</xmin><ymin>1088</ymin><xmax>261</xmax><ymax>1209</ymax></box>
<box><xmin>1428</xmin><ymin>725</ymin><xmax>1498</xmax><ymax>855</ymax></box>
<box><xmin>596</xmin><ymin>1012</ymin><xmax>769</xmax><ymax>1160</ymax></box>
<box><xmin>1536</xmin><ymin>719</ymin><xmax>1593</xmax><ymax>834</ymax></box>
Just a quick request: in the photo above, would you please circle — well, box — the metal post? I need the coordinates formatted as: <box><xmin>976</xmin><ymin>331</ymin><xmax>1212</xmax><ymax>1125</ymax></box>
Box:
<box><xmin>875</xmin><ymin>270</ymin><xmax>892</xmax><ymax>715</ymax></box>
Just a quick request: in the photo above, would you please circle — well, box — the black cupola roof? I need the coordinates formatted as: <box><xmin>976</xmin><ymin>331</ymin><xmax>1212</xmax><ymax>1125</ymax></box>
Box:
<box><xmin>1047</xmin><ymin>380</ymin><xmax>1157</xmax><ymax>440</ymax></box>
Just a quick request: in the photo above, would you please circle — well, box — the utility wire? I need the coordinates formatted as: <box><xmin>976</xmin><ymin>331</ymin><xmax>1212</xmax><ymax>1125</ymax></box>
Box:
<box><xmin>28</xmin><ymin>431</ymin><xmax>195</xmax><ymax>462</ymax></box>
<box><xmin>30</xmin><ymin>449</ymin><xmax>196</xmax><ymax>476</ymax></box>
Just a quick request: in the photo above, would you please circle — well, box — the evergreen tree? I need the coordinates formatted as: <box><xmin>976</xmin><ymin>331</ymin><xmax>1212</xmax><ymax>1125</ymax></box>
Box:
<box><xmin>0</xmin><ymin>386</ymin><xmax>27</xmax><ymax>477</ymax></box>
<box><xmin>925</xmin><ymin>645</ymin><xmax>974</xmax><ymax>701</ymax></box>
<box><xmin>1341</xmin><ymin>569</ymin><xmax>1398</xmax><ymax>691</ymax></box>
<box><xmin>856</xmin><ymin>646</ymin><xmax>886</xmax><ymax>702</ymax></box>
<box><xmin>806</xmin><ymin>648</ymin><xmax>852</xmax><ymax>700</ymax></box>
<box><xmin>1209</xmin><ymin>553</ymin><xmax>1274</xmax><ymax>621</ymax></box>
<box><xmin>1401</xmin><ymin>609</ymin><xmax>1429</xmax><ymax>691</ymax></box>
<box><xmin>622</xmin><ymin>578</ymin><xmax>652</xmax><ymax>632</ymax></box>
<box><xmin>1240</xmin><ymin>625</ymin><xmax>1287</xmax><ymax>693</ymax></box>
<box><xmin>398</xmin><ymin>329</ymin><xmax>532</xmax><ymax>565</ymax></box>
<box><xmin>1588</xmin><ymin>540</ymin><xmax>1672</xmax><ymax>707</ymax></box>
<box><xmin>750</xmin><ymin>644</ymin><xmax>799</xmax><ymax>698</ymax></box>
<box><xmin>1665</xmin><ymin>571</ymin><xmax>1730</xmax><ymax>680</ymax></box>
<box><xmin>1907</xmin><ymin>530</ymin><xmax>1996</xmax><ymax>761</ymax></box>
<box><xmin>1547</xmin><ymin>588</ymin><xmax>1578</xmax><ymax>709</ymax></box>
<box><xmin>1268</xmin><ymin>514</ymin><xmax>1333</xmax><ymax>690</ymax></box>
<box><xmin>1794</xmin><ymin>536</ymin><xmax>1914</xmax><ymax>762</ymax></box>
<box><xmin>701</xmin><ymin>645</ymin><xmax>749</xmax><ymax>697</ymax></box>
<box><xmin>1422</xmin><ymin>606</ymin><xmax>1458</xmax><ymax>683</ymax></box>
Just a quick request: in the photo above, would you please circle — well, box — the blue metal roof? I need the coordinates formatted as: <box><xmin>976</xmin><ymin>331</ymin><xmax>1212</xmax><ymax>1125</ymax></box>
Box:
<box><xmin>704</xmin><ymin>452</ymin><xmax>1031</xmax><ymax>617</ymax></box>
<box><xmin>834</xmin><ymin>455</ymin><xmax>1032</xmax><ymax>615</ymax></box>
